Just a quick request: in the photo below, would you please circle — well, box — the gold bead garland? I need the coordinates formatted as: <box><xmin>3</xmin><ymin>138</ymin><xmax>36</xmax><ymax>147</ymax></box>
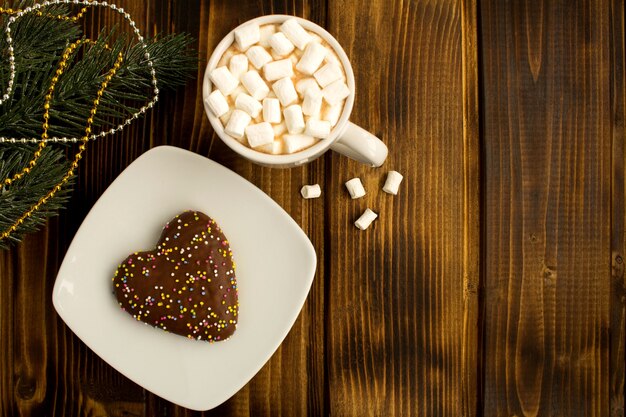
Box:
<box><xmin>0</xmin><ymin>39</ymin><xmax>124</xmax><ymax>241</ymax></box>
<box><xmin>3</xmin><ymin>40</ymin><xmax>89</xmax><ymax>187</ymax></box>
<box><xmin>0</xmin><ymin>0</ymin><xmax>159</xmax><ymax>244</ymax></box>
<box><xmin>0</xmin><ymin>6</ymin><xmax>88</xmax><ymax>21</ymax></box>
<box><xmin>0</xmin><ymin>0</ymin><xmax>159</xmax><ymax>139</ymax></box>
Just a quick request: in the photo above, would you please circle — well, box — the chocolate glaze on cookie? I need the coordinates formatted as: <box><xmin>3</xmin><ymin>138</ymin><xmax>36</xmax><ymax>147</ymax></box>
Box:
<box><xmin>112</xmin><ymin>211</ymin><xmax>238</xmax><ymax>342</ymax></box>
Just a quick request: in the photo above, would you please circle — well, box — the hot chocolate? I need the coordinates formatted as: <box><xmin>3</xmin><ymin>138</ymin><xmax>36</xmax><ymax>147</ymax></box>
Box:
<box><xmin>206</xmin><ymin>19</ymin><xmax>350</xmax><ymax>155</ymax></box>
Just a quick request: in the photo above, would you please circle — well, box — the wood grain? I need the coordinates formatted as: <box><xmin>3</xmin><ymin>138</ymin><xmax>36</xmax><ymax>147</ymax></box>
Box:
<box><xmin>323</xmin><ymin>0</ymin><xmax>479</xmax><ymax>415</ymax></box>
<box><xmin>1</xmin><ymin>0</ymin><xmax>625</xmax><ymax>416</ymax></box>
<box><xmin>610</xmin><ymin>0</ymin><xmax>626</xmax><ymax>415</ymax></box>
<box><xmin>481</xmin><ymin>0</ymin><xmax>615</xmax><ymax>415</ymax></box>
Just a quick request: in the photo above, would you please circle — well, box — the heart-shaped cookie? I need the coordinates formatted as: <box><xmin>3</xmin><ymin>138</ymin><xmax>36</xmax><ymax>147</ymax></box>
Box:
<box><xmin>112</xmin><ymin>210</ymin><xmax>238</xmax><ymax>342</ymax></box>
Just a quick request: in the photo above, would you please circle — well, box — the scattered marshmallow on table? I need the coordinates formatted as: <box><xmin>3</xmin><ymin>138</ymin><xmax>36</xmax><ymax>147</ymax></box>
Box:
<box><xmin>234</xmin><ymin>23</ymin><xmax>260</xmax><ymax>51</ymax></box>
<box><xmin>355</xmin><ymin>208</ymin><xmax>378</xmax><ymax>230</ymax></box>
<box><xmin>205</xmin><ymin>90</ymin><xmax>229</xmax><ymax>118</ymax></box>
<box><xmin>284</xmin><ymin>134</ymin><xmax>317</xmax><ymax>154</ymax></box>
<box><xmin>322</xmin><ymin>79</ymin><xmax>350</xmax><ymax>106</ymax></box>
<box><xmin>210</xmin><ymin>66</ymin><xmax>239</xmax><ymax>96</ymax></box>
<box><xmin>235</xmin><ymin>93</ymin><xmax>263</xmax><ymax>118</ymax></box>
<box><xmin>302</xmin><ymin>85</ymin><xmax>323</xmax><ymax>117</ymax></box>
<box><xmin>284</xmin><ymin>104</ymin><xmax>306</xmax><ymax>134</ymax></box>
<box><xmin>305</xmin><ymin>119</ymin><xmax>331</xmax><ymax>138</ymax></box>
<box><xmin>272</xmin><ymin>77</ymin><xmax>299</xmax><ymax>106</ymax></box>
<box><xmin>263</xmin><ymin>58</ymin><xmax>294</xmax><ymax>81</ymax></box>
<box><xmin>246</xmin><ymin>45</ymin><xmax>273</xmax><ymax>70</ymax></box>
<box><xmin>314</xmin><ymin>62</ymin><xmax>344</xmax><ymax>88</ymax></box>
<box><xmin>383</xmin><ymin>171</ymin><xmax>404</xmax><ymax>195</ymax></box>
<box><xmin>296</xmin><ymin>42</ymin><xmax>327</xmax><ymax>75</ymax></box>
<box><xmin>241</xmin><ymin>70</ymin><xmax>270</xmax><ymax>100</ymax></box>
<box><xmin>280</xmin><ymin>19</ymin><xmax>312</xmax><ymax>50</ymax></box>
<box><xmin>345</xmin><ymin>178</ymin><xmax>366</xmax><ymax>199</ymax></box>
<box><xmin>268</xmin><ymin>32</ymin><xmax>295</xmax><ymax>56</ymax></box>
<box><xmin>244</xmin><ymin>122</ymin><xmax>274</xmax><ymax>148</ymax></box>
<box><xmin>224</xmin><ymin>109</ymin><xmax>251</xmax><ymax>140</ymax></box>
<box><xmin>301</xmin><ymin>184</ymin><xmax>321</xmax><ymax>199</ymax></box>
<box><xmin>228</xmin><ymin>54</ymin><xmax>249</xmax><ymax>80</ymax></box>
<box><xmin>262</xmin><ymin>98</ymin><xmax>281</xmax><ymax>123</ymax></box>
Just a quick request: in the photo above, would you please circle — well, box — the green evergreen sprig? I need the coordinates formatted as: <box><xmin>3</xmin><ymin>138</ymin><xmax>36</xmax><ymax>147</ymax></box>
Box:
<box><xmin>0</xmin><ymin>0</ymin><xmax>197</xmax><ymax>248</ymax></box>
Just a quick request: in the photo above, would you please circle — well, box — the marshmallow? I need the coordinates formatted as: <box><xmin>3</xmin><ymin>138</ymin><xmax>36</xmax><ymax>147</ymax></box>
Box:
<box><xmin>296</xmin><ymin>42</ymin><xmax>327</xmax><ymax>75</ymax></box>
<box><xmin>283</xmin><ymin>104</ymin><xmax>305</xmax><ymax>134</ymax></box>
<box><xmin>382</xmin><ymin>171</ymin><xmax>404</xmax><ymax>195</ymax></box>
<box><xmin>345</xmin><ymin>178</ymin><xmax>366</xmax><ymax>199</ymax></box>
<box><xmin>230</xmin><ymin>85</ymin><xmax>248</xmax><ymax>100</ymax></box>
<box><xmin>273</xmin><ymin>122</ymin><xmax>287</xmax><ymax>136</ymax></box>
<box><xmin>244</xmin><ymin>122</ymin><xmax>274</xmax><ymax>148</ymax></box>
<box><xmin>302</xmin><ymin>85</ymin><xmax>322</xmax><ymax>117</ymax></box>
<box><xmin>241</xmin><ymin>70</ymin><xmax>270</xmax><ymax>100</ymax></box>
<box><xmin>300</xmin><ymin>184</ymin><xmax>321</xmax><ymax>199</ymax></box>
<box><xmin>210</xmin><ymin>66</ymin><xmax>239</xmax><ymax>96</ymax></box>
<box><xmin>224</xmin><ymin>109</ymin><xmax>251</xmax><ymax>140</ymax></box>
<box><xmin>355</xmin><ymin>208</ymin><xmax>377</xmax><ymax>230</ymax></box>
<box><xmin>257</xmin><ymin>139</ymin><xmax>283</xmax><ymax>154</ymax></box>
<box><xmin>295</xmin><ymin>78</ymin><xmax>319</xmax><ymax>97</ymax></box>
<box><xmin>219</xmin><ymin>108</ymin><xmax>233</xmax><ymax>125</ymax></box>
<box><xmin>220</xmin><ymin>49</ymin><xmax>235</xmax><ymax>65</ymax></box>
<box><xmin>229</xmin><ymin>54</ymin><xmax>249</xmax><ymax>80</ymax></box>
<box><xmin>289</xmin><ymin>53</ymin><xmax>300</xmax><ymax>66</ymax></box>
<box><xmin>205</xmin><ymin>90</ymin><xmax>229</xmax><ymax>118</ymax></box>
<box><xmin>323</xmin><ymin>101</ymin><xmax>344</xmax><ymax>126</ymax></box>
<box><xmin>235</xmin><ymin>93</ymin><xmax>263</xmax><ymax>118</ymax></box>
<box><xmin>259</xmin><ymin>24</ymin><xmax>276</xmax><ymax>48</ymax></box>
<box><xmin>268</xmin><ymin>32</ymin><xmax>295</xmax><ymax>56</ymax></box>
<box><xmin>280</xmin><ymin>19</ymin><xmax>312</xmax><ymax>50</ymax></box>
<box><xmin>234</xmin><ymin>24</ymin><xmax>260</xmax><ymax>51</ymax></box>
<box><xmin>262</xmin><ymin>98</ymin><xmax>281</xmax><ymax>123</ymax></box>
<box><xmin>314</xmin><ymin>62</ymin><xmax>343</xmax><ymax>88</ymax></box>
<box><xmin>322</xmin><ymin>80</ymin><xmax>350</xmax><ymax>106</ymax></box>
<box><xmin>324</xmin><ymin>51</ymin><xmax>342</xmax><ymax>67</ymax></box>
<box><xmin>283</xmin><ymin>134</ymin><xmax>317</xmax><ymax>154</ymax></box>
<box><xmin>305</xmin><ymin>119</ymin><xmax>331</xmax><ymax>138</ymax></box>
<box><xmin>263</xmin><ymin>59</ymin><xmax>294</xmax><ymax>81</ymax></box>
<box><xmin>246</xmin><ymin>45</ymin><xmax>273</xmax><ymax>70</ymax></box>
<box><xmin>272</xmin><ymin>77</ymin><xmax>299</xmax><ymax>106</ymax></box>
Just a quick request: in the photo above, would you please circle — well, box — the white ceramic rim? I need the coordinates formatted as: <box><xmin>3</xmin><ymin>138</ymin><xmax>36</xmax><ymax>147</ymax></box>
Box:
<box><xmin>202</xmin><ymin>15</ymin><xmax>355</xmax><ymax>166</ymax></box>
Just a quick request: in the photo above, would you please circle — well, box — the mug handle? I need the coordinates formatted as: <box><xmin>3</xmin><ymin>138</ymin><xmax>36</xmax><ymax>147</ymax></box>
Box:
<box><xmin>329</xmin><ymin>122</ymin><xmax>388</xmax><ymax>167</ymax></box>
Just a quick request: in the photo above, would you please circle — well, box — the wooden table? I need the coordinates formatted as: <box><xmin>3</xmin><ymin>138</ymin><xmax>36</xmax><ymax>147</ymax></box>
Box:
<box><xmin>1</xmin><ymin>0</ymin><xmax>624</xmax><ymax>415</ymax></box>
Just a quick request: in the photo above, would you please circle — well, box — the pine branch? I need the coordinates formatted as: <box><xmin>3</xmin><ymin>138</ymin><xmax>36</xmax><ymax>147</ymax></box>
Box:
<box><xmin>0</xmin><ymin>145</ymin><xmax>73</xmax><ymax>249</ymax></box>
<box><xmin>0</xmin><ymin>0</ymin><xmax>197</xmax><ymax>248</ymax></box>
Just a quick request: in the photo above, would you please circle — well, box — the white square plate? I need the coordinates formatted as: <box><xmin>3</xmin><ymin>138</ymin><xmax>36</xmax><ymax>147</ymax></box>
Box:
<box><xmin>52</xmin><ymin>146</ymin><xmax>316</xmax><ymax>411</ymax></box>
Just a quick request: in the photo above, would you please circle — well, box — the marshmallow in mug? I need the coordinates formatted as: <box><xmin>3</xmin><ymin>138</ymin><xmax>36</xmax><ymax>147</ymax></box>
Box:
<box><xmin>209</xmin><ymin>19</ymin><xmax>350</xmax><ymax>155</ymax></box>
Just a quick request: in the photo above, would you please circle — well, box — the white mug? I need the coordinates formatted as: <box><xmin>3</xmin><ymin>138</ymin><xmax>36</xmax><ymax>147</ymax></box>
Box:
<box><xmin>202</xmin><ymin>15</ymin><xmax>388</xmax><ymax>168</ymax></box>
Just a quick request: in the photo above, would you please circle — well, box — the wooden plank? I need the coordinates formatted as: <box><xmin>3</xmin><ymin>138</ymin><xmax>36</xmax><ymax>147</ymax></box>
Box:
<box><xmin>323</xmin><ymin>0</ymin><xmax>480</xmax><ymax>415</ymax></box>
<box><xmin>169</xmin><ymin>3</ymin><xmax>328</xmax><ymax>416</ymax></box>
<box><xmin>480</xmin><ymin>0</ymin><xmax>612</xmax><ymax>415</ymax></box>
<box><xmin>610</xmin><ymin>0</ymin><xmax>626</xmax><ymax>415</ymax></box>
